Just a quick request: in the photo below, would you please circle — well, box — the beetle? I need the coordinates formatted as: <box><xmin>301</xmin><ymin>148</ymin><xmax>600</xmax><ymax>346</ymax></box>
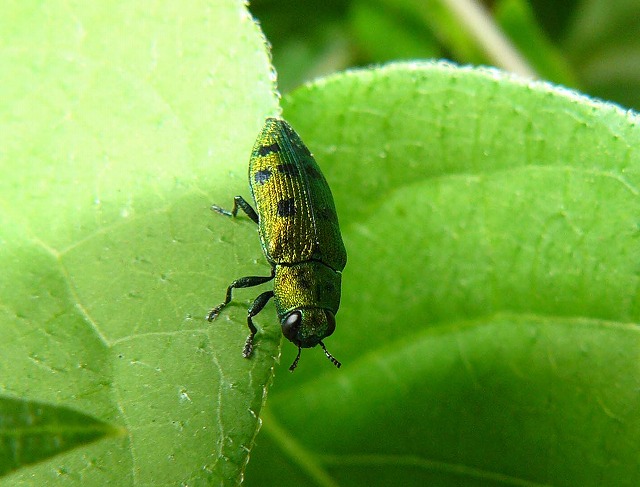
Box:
<box><xmin>207</xmin><ymin>117</ymin><xmax>346</xmax><ymax>371</ymax></box>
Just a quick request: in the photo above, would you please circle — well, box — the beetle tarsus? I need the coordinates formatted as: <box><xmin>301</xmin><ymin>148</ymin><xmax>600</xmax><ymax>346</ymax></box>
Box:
<box><xmin>211</xmin><ymin>204</ymin><xmax>233</xmax><ymax>217</ymax></box>
<box><xmin>206</xmin><ymin>305</ymin><xmax>224</xmax><ymax>321</ymax></box>
<box><xmin>211</xmin><ymin>196</ymin><xmax>259</xmax><ymax>224</ymax></box>
<box><xmin>243</xmin><ymin>334</ymin><xmax>255</xmax><ymax>358</ymax></box>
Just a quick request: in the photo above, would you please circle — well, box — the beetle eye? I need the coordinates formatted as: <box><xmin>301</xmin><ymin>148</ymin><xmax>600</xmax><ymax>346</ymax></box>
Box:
<box><xmin>281</xmin><ymin>311</ymin><xmax>302</xmax><ymax>342</ymax></box>
<box><xmin>324</xmin><ymin>311</ymin><xmax>336</xmax><ymax>337</ymax></box>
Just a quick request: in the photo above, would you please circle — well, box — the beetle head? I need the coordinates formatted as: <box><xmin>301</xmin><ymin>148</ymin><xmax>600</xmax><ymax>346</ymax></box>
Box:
<box><xmin>281</xmin><ymin>308</ymin><xmax>335</xmax><ymax>347</ymax></box>
<box><xmin>281</xmin><ymin>308</ymin><xmax>340</xmax><ymax>371</ymax></box>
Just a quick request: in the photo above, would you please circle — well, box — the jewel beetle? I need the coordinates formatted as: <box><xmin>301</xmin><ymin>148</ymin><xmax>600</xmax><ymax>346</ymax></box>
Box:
<box><xmin>207</xmin><ymin>117</ymin><xmax>346</xmax><ymax>371</ymax></box>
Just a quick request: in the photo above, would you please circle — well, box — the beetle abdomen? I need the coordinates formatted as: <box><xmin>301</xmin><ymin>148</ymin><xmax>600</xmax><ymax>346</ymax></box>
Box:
<box><xmin>248</xmin><ymin>118</ymin><xmax>347</xmax><ymax>271</ymax></box>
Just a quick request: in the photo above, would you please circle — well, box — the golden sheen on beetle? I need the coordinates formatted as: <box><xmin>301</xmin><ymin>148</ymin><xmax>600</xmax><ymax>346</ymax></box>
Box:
<box><xmin>207</xmin><ymin>118</ymin><xmax>346</xmax><ymax>371</ymax></box>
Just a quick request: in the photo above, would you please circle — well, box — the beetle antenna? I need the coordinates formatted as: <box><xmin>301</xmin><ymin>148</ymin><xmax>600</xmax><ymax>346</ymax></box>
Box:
<box><xmin>319</xmin><ymin>341</ymin><xmax>341</xmax><ymax>369</ymax></box>
<box><xmin>289</xmin><ymin>347</ymin><xmax>302</xmax><ymax>372</ymax></box>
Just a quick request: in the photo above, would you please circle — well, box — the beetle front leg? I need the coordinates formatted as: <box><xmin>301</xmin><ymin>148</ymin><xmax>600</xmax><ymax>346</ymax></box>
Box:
<box><xmin>244</xmin><ymin>290</ymin><xmax>274</xmax><ymax>358</ymax></box>
<box><xmin>212</xmin><ymin>196</ymin><xmax>259</xmax><ymax>225</ymax></box>
<box><xmin>207</xmin><ymin>268</ymin><xmax>275</xmax><ymax>321</ymax></box>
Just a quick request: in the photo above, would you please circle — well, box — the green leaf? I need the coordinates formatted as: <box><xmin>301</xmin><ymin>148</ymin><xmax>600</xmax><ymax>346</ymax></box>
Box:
<box><xmin>249</xmin><ymin>0</ymin><xmax>354</xmax><ymax>93</ymax></box>
<box><xmin>495</xmin><ymin>0</ymin><xmax>579</xmax><ymax>87</ymax></box>
<box><xmin>563</xmin><ymin>0</ymin><xmax>640</xmax><ymax>110</ymax></box>
<box><xmin>349</xmin><ymin>0</ymin><xmax>440</xmax><ymax>63</ymax></box>
<box><xmin>0</xmin><ymin>0</ymin><xmax>278</xmax><ymax>484</ymax></box>
<box><xmin>0</xmin><ymin>398</ymin><xmax>122</xmax><ymax>476</ymax></box>
<box><xmin>380</xmin><ymin>0</ymin><xmax>488</xmax><ymax>63</ymax></box>
<box><xmin>244</xmin><ymin>62</ymin><xmax>640</xmax><ymax>486</ymax></box>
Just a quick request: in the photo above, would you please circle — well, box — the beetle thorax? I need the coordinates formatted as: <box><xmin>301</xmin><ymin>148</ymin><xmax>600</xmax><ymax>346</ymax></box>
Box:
<box><xmin>272</xmin><ymin>261</ymin><xmax>342</xmax><ymax>318</ymax></box>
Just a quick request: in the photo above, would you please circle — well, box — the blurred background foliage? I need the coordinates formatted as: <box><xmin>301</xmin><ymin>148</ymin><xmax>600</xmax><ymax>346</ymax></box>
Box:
<box><xmin>250</xmin><ymin>0</ymin><xmax>640</xmax><ymax>111</ymax></box>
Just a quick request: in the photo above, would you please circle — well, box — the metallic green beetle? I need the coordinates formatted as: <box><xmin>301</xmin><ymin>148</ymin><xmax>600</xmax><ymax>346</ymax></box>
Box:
<box><xmin>207</xmin><ymin>117</ymin><xmax>347</xmax><ymax>371</ymax></box>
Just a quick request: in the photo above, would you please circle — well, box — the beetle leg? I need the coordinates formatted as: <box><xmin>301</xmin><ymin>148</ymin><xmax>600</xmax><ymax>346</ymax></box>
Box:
<box><xmin>289</xmin><ymin>347</ymin><xmax>302</xmax><ymax>372</ymax></box>
<box><xmin>207</xmin><ymin>268</ymin><xmax>275</xmax><ymax>321</ymax></box>
<box><xmin>244</xmin><ymin>290</ymin><xmax>275</xmax><ymax>358</ymax></box>
<box><xmin>212</xmin><ymin>196</ymin><xmax>259</xmax><ymax>225</ymax></box>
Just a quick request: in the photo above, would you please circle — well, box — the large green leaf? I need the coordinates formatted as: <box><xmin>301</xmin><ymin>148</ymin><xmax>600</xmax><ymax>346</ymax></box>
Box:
<box><xmin>244</xmin><ymin>62</ymin><xmax>640</xmax><ymax>486</ymax></box>
<box><xmin>495</xmin><ymin>0</ymin><xmax>579</xmax><ymax>87</ymax></box>
<box><xmin>563</xmin><ymin>0</ymin><xmax>640</xmax><ymax>109</ymax></box>
<box><xmin>0</xmin><ymin>1</ymin><xmax>279</xmax><ymax>484</ymax></box>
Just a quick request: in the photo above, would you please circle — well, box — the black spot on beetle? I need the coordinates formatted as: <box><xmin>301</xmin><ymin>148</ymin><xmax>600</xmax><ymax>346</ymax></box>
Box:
<box><xmin>298</xmin><ymin>272</ymin><xmax>313</xmax><ymax>290</ymax></box>
<box><xmin>305</xmin><ymin>164</ymin><xmax>322</xmax><ymax>179</ymax></box>
<box><xmin>277</xmin><ymin>163</ymin><xmax>299</xmax><ymax>177</ymax></box>
<box><xmin>254</xmin><ymin>169</ymin><xmax>272</xmax><ymax>185</ymax></box>
<box><xmin>277</xmin><ymin>198</ymin><xmax>296</xmax><ymax>217</ymax></box>
<box><xmin>283</xmin><ymin>125</ymin><xmax>312</xmax><ymax>155</ymax></box>
<box><xmin>258</xmin><ymin>142</ymin><xmax>280</xmax><ymax>156</ymax></box>
<box><xmin>317</xmin><ymin>206</ymin><xmax>336</xmax><ymax>221</ymax></box>
<box><xmin>283</xmin><ymin>124</ymin><xmax>295</xmax><ymax>138</ymax></box>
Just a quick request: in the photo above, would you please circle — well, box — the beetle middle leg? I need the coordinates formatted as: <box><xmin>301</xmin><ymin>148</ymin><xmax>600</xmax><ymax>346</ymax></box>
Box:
<box><xmin>206</xmin><ymin>268</ymin><xmax>275</xmax><ymax>321</ymax></box>
<box><xmin>212</xmin><ymin>196</ymin><xmax>258</xmax><ymax>224</ymax></box>
<box><xmin>244</xmin><ymin>290</ymin><xmax>274</xmax><ymax>357</ymax></box>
